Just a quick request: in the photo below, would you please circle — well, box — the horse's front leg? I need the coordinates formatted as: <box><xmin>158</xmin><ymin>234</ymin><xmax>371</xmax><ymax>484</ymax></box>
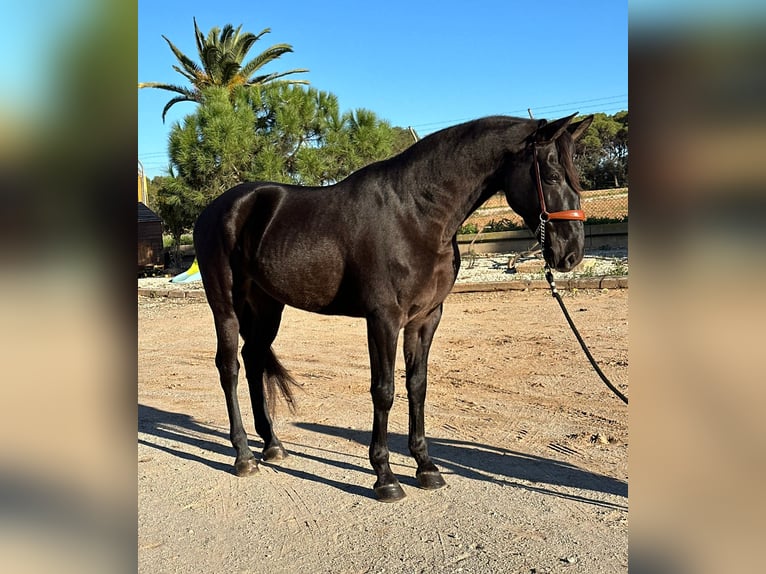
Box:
<box><xmin>404</xmin><ymin>305</ymin><xmax>447</xmax><ymax>490</ymax></box>
<box><xmin>366</xmin><ymin>313</ymin><xmax>405</xmax><ymax>502</ymax></box>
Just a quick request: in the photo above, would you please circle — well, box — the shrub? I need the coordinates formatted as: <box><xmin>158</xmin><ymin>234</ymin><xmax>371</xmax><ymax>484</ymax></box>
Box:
<box><xmin>585</xmin><ymin>215</ymin><xmax>628</xmax><ymax>225</ymax></box>
<box><xmin>483</xmin><ymin>218</ymin><xmax>525</xmax><ymax>232</ymax></box>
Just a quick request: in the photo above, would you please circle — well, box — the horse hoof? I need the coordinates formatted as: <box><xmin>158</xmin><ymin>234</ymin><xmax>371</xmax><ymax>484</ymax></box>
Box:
<box><xmin>234</xmin><ymin>458</ymin><xmax>259</xmax><ymax>477</ymax></box>
<box><xmin>417</xmin><ymin>470</ymin><xmax>446</xmax><ymax>490</ymax></box>
<box><xmin>262</xmin><ymin>445</ymin><xmax>288</xmax><ymax>462</ymax></box>
<box><xmin>374</xmin><ymin>482</ymin><xmax>406</xmax><ymax>502</ymax></box>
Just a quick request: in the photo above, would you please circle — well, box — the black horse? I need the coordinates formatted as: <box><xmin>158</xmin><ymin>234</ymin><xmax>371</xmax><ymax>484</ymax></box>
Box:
<box><xmin>193</xmin><ymin>113</ymin><xmax>593</xmax><ymax>501</ymax></box>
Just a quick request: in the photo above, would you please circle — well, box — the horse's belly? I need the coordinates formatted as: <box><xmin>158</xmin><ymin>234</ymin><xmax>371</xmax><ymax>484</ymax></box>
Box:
<box><xmin>251</xmin><ymin>237</ymin><xmax>347</xmax><ymax>312</ymax></box>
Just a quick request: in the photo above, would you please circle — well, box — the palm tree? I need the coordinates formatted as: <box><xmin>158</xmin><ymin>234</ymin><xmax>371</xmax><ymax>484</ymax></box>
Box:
<box><xmin>139</xmin><ymin>18</ymin><xmax>309</xmax><ymax>121</ymax></box>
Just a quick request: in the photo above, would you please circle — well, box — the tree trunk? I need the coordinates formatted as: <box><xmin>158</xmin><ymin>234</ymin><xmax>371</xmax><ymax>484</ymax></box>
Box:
<box><xmin>172</xmin><ymin>233</ymin><xmax>183</xmax><ymax>269</ymax></box>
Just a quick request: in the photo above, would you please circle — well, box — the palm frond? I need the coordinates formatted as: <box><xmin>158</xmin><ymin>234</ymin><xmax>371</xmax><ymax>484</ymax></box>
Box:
<box><xmin>204</xmin><ymin>24</ymin><xmax>221</xmax><ymax>49</ymax></box>
<box><xmin>171</xmin><ymin>64</ymin><xmax>197</xmax><ymax>84</ymax></box>
<box><xmin>193</xmin><ymin>17</ymin><xmax>206</xmax><ymax>56</ymax></box>
<box><xmin>219</xmin><ymin>60</ymin><xmax>244</xmax><ymax>86</ymax></box>
<box><xmin>161</xmin><ymin>94</ymin><xmax>196</xmax><ymax>123</ymax></box>
<box><xmin>246</xmin><ymin>69</ymin><xmax>310</xmax><ymax>86</ymax></box>
<box><xmin>199</xmin><ymin>44</ymin><xmax>223</xmax><ymax>80</ymax></box>
<box><xmin>146</xmin><ymin>18</ymin><xmax>309</xmax><ymax>122</ymax></box>
<box><xmin>220</xmin><ymin>23</ymin><xmax>236</xmax><ymax>43</ymax></box>
<box><xmin>220</xmin><ymin>24</ymin><xmax>242</xmax><ymax>51</ymax></box>
<box><xmin>241</xmin><ymin>44</ymin><xmax>298</xmax><ymax>77</ymax></box>
<box><xmin>250</xmin><ymin>27</ymin><xmax>272</xmax><ymax>43</ymax></box>
<box><xmin>229</xmin><ymin>37</ymin><xmax>254</xmax><ymax>63</ymax></box>
<box><xmin>161</xmin><ymin>35</ymin><xmax>201</xmax><ymax>78</ymax></box>
<box><xmin>138</xmin><ymin>82</ymin><xmax>193</xmax><ymax>95</ymax></box>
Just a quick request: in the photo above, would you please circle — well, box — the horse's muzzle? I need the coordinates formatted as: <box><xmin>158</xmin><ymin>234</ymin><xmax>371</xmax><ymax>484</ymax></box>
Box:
<box><xmin>556</xmin><ymin>251</ymin><xmax>582</xmax><ymax>272</ymax></box>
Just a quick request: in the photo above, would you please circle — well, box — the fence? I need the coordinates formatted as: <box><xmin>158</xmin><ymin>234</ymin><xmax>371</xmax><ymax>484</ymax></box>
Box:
<box><xmin>461</xmin><ymin>188</ymin><xmax>628</xmax><ymax>234</ymax></box>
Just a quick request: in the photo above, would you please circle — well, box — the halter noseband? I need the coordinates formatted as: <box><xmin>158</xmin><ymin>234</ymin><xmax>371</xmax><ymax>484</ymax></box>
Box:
<box><xmin>532</xmin><ymin>143</ymin><xmax>585</xmax><ymax>252</ymax></box>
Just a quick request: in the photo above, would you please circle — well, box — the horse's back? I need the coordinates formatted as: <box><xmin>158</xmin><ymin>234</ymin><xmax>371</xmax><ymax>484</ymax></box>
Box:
<box><xmin>193</xmin><ymin>183</ymin><xmax>283</xmax><ymax>297</ymax></box>
<box><xmin>193</xmin><ymin>175</ymin><xmax>457</xmax><ymax>318</ymax></box>
<box><xmin>193</xmin><ymin>181</ymin><xmax>353</xmax><ymax>312</ymax></box>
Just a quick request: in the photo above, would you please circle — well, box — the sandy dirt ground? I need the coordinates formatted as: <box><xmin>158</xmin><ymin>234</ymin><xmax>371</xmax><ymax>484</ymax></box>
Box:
<box><xmin>138</xmin><ymin>288</ymin><xmax>627</xmax><ymax>573</ymax></box>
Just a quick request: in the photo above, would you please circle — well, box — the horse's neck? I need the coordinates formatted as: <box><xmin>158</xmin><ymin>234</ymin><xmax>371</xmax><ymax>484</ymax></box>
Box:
<box><xmin>403</xmin><ymin>138</ymin><xmax>507</xmax><ymax>243</ymax></box>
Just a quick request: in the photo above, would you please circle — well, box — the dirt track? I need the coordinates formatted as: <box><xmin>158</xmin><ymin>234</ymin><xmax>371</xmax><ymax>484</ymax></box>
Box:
<box><xmin>138</xmin><ymin>288</ymin><xmax>627</xmax><ymax>573</ymax></box>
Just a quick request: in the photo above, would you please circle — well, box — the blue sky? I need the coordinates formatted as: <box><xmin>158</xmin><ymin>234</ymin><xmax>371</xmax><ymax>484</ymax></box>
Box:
<box><xmin>139</xmin><ymin>1</ymin><xmax>627</xmax><ymax>179</ymax></box>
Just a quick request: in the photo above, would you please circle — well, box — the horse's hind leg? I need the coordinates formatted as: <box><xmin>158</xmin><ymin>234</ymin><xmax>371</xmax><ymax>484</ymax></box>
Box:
<box><xmin>238</xmin><ymin>294</ymin><xmax>289</xmax><ymax>462</ymax></box>
<box><xmin>210</xmin><ymin>303</ymin><xmax>260</xmax><ymax>477</ymax></box>
<box><xmin>403</xmin><ymin>305</ymin><xmax>447</xmax><ymax>490</ymax></box>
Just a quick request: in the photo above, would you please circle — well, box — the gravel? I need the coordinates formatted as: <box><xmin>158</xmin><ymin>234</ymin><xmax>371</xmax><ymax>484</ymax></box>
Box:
<box><xmin>138</xmin><ymin>251</ymin><xmax>628</xmax><ymax>292</ymax></box>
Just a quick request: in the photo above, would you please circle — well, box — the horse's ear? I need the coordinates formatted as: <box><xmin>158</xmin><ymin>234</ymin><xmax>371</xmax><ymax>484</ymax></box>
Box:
<box><xmin>532</xmin><ymin>113</ymin><xmax>578</xmax><ymax>144</ymax></box>
<box><xmin>567</xmin><ymin>115</ymin><xmax>594</xmax><ymax>141</ymax></box>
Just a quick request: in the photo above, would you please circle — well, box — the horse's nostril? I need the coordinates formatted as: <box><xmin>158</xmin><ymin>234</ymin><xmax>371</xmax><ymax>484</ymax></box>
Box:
<box><xmin>565</xmin><ymin>252</ymin><xmax>579</xmax><ymax>269</ymax></box>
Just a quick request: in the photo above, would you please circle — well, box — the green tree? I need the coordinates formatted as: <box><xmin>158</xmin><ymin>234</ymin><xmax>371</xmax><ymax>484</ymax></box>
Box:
<box><xmin>609</xmin><ymin>110</ymin><xmax>628</xmax><ymax>185</ymax></box>
<box><xmin>574</xmin><ymin>111</ymin><xmax>628</xmax><ymax>189</ymax></box>
<box><xmin>246</xmin><ymin>84</ymin><xmax>411</xmax><ymax>185</ymax></box>
<box><xmin>158</xmin><ymin>86</ymin><xmax>260</xmax><ymax>256</ymax></box>
<box><xmin>160</xmin><ymin>82</ymin><xmax>418</xmax><ymax>255</ymax></box>
<box><xmin>392</xmin><ymin>126</ymin><xmax>418</xmax><ymax>152</ymax></box>
<box><xmin>153</xmin><ymin>176</ymin><xmax>204</xmax><ymax>266</ymax></box>
<box><xmin>168</xmin><ymin>86</ymin><xmax>258</xmax><ymax>202</ymax></box>
<box><xmin>247</xmin><ymin>83</ymin><xmax>340</xmax><ymax>184</ymax></box>
<box><xmin>139</xmin><ymin>18</ymin><xmax>308</xmax><ymax>121</ymax></box>
<box><xmin>145</xmin><ymin>175</ymin><xmax>163</xmax><ymax>211</ymax></box>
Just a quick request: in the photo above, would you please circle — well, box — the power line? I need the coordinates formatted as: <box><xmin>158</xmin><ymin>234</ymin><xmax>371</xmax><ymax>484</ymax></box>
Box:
<box><xmin>503</xmin><ymin>95</ymin><xmax>627</xmax><ymax>119</ymax></box>
<box><xmin>138</xmin><ymin>95</ymin><xmax>627</xmax><ymax>168</ymax></box>
<box><xmin>410</xmin><ymin>94</ymin><xmax>627</xmax><ymax>134</ymax></box>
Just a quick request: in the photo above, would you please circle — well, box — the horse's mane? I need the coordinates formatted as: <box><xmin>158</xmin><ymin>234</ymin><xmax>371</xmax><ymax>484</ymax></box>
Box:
<box><xmin>385</xmin><ymin>116</ymin><xmax>530</xmax><ymax>170</ymax></box>
<box><xmin>405</xmin><ymin>116</ymin><xmax>583</xmax><ymax>193</ymax></box>
<box><xmin>555</xmin><ymin>129</ymin><xmax>583</xmax><ymax>194</ymax></box>
<box><xmin>353</xmin><ymin>115</ymin><xmax>583</xmax><ymax>196</ymax></box>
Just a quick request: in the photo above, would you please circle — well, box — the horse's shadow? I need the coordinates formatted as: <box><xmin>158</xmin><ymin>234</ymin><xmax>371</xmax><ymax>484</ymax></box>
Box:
<box><xmin>139</xmin><ymin>404</ymin><xmax>626</xmax><ymax>508</ymax></box>
<box><xmin>292</xmin><ymin>422</ymin><xmax>627</xmax><ymax>507</ymax></box>
<box><xmin>138</xmin><ymin>404</ymin><xmax>236</xmax><ymax>474</ymax></box>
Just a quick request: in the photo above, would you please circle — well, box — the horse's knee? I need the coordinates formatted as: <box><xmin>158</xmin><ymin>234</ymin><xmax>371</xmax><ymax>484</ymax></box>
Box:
<box><xmin>215</xmin><ymin>352</ymin><xmax>239</xmax><ymax>378</ymax></box>
<box><xmin>370</xmin><ymin>383</ymin><xmax>395</xmax><ymax>410</ymax></box>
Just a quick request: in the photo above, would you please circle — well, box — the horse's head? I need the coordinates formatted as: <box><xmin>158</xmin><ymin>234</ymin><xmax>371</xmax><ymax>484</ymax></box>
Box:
<box><xmin>503</xmin><ymin>113</ymin><xmax>593</xmax><ymax>272</ymax></box>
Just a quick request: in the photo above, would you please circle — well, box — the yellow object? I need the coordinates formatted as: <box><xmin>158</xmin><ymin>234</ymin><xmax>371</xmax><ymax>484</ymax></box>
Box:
<box><xmin>138</xmin><ymin>162</ymin><xmax>148</xmax><ymax>203</ymax></box>
<box><xmin>185</xmin><ymin>259</ymin><xmax>199</xmax><ymax>275</ymax></box>
<box><xmin>170</xmin><ymin>258</ymin><xmax>201</xmax><ymax>284</ymax></box>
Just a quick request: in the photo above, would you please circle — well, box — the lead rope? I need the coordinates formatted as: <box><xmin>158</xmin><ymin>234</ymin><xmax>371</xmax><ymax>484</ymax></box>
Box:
<box><xmin>544</xmin><ymin>267</ymin><xmax>629</xmax><ymax>405</ymax></box>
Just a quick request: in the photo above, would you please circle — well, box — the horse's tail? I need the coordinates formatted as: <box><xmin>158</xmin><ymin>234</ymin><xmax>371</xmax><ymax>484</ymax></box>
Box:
<box><xmin>263</xmin><ymin>347</ymin><xmax>299</xmax><ymax>415</ymax></box>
